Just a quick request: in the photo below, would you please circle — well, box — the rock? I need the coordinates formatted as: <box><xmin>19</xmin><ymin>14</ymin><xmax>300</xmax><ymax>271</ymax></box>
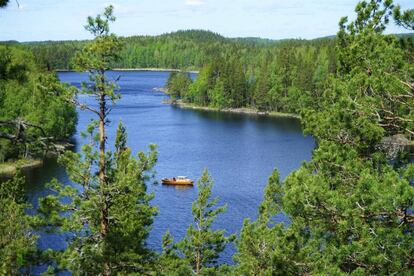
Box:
<box><xmin>378</xmin><ymin>134</ymin><xmax>413</xmax><ymax>159</ymax></box>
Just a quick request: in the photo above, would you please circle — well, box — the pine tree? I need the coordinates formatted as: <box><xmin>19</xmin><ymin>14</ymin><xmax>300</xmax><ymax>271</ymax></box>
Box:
<box><xmin>235</xmin><ymin>0</ymin><xmax>414</xmax><ymax>274</ymax></box>
<box><xmin>156</xmin><ymin>231</ymin><xmax>193</xmax><ymax>275</ymax></box>
<box><xmin>166</xmin><ymin>71</ymin><xmax>193</xmax><ymax>101</ymax></box>
<box><xmin>393</xmin><ymin>4</ymin><xmax>414</xmax><ymax>30</ymax></box>
<box><xmin>179</xmin><ymin>169</ymin><xmax>235</xmax><ymax>275</ymax></box>
<box><xmin>0</xmin><ymin>0</ymin><xmax>9</xmax><ymax>8</ymax></box>
<box><xmin>0</xmin><ymin>174</ymin><xmax>37</xmax><ymax>274</ymax></box>
<box><xmin>160</xmin><ymin>169</ymin><xmax>235</xmax><ymax>275</ymax></box>
<box><xmin>234</xmin><ymin>170</ymin><xmax>309</xmax><ymax>275</ymax></box>
<box><xmin>38</xmin><ymin>7</ymin><xmax>158</xmax><ymax>275</ymax></box>
<box><xmin>0</xmin><ymin>45</ymin><xmax>77</xmax><ymax>161</ymax></box>
<box><xmin>252</xmin><ymin>61</ymin><xmax>270</xmax><ymax>111</ymax></box>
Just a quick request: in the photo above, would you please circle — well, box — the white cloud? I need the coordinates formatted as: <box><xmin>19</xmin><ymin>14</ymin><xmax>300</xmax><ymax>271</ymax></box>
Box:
<box><xmin>185</xmin><ymin>0</ymin><xmax>205</xmax><ymax>6</ymax></box>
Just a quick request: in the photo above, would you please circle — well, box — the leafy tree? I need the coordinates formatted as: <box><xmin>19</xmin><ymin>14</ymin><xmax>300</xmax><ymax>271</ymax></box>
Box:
<box><xmin>38</xmin><ymin>6</ymin><xmax>158</xmax><ymax>275</ymax></box>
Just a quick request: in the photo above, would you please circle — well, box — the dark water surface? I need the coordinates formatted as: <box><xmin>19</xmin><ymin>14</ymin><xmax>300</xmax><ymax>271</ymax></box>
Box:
<box><xmin>25</xmin><ymin>71</ymin><xmax>315</xmax><ymax>268</ymax></box>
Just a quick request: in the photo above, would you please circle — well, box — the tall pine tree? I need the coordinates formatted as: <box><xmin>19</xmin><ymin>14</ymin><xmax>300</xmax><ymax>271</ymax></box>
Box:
<box><xmin>38</xmin><ymin>6</ymin><xmax>158</xmax><ymax>275</ymax></box>
<box><xmin>159</xmin><ymin>169</ymin><xmax>235</xmax><ymax>275</ymax></box>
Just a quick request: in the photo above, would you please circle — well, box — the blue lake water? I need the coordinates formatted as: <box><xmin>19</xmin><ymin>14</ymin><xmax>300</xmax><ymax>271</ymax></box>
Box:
<box><xmin>25</xmin><ymin>70</ymin><xmax>315</xmax><ymax>270</ymax></box>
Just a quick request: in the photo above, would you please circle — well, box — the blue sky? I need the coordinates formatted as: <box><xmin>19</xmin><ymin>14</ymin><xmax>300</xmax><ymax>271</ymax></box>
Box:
<box><xmin>0</xmin><ymin>0</ymin><xmax>413</xmax><ymax>42</ymax></box>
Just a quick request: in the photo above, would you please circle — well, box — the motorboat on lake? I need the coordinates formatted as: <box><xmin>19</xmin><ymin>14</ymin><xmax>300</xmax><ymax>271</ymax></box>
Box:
<box><xmin>162</xmin><ymin>176</ymin><xmax>194</xmax><ymax>186</ymax></box>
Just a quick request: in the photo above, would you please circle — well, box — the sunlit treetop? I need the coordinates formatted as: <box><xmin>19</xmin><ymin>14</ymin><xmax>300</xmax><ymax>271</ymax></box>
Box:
<box><xmin>85</xmin><ymin>5</ymin><xmax>115</xmax><ymax>37</ymax></box>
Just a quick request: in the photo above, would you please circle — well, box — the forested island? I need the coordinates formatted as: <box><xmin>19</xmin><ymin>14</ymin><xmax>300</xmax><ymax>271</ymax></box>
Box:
<box><xmin>1</xmin><ymin>0</ymin><xmax>414</xmax><ymax>275</ymax></box>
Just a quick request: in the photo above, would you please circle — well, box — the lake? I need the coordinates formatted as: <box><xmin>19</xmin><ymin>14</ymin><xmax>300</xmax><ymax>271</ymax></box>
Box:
<box><xmin>25</xmin><ymin>70</ymin><xmax>315</xmax><ymax>267</ymax></box>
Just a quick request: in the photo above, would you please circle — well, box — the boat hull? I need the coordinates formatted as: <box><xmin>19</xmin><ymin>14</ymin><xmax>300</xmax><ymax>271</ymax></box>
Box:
<box><xmin>162</xmin><ymin>179</ymin><xmax>194</xmax><ymax>186</ymax></box>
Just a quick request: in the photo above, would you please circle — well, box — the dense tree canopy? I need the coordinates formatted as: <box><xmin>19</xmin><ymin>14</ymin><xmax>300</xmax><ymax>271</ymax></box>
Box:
<box><xmin>0</xmin><ymin>174</ymin><xmax>37</xmax><ymax>275</ymax></box>
<box><xmin>0</xmin><ymin>45</ymin><xmax>77</xmax><ymax>161</ymax></box>
<box><xmin>166</xmin><ymin>40</ymin><xmax>338</xmax><ymax>113</ymax></box>
<box><xmin>21</xmin><ymin>29</ymin><xmax>340</xmax><ymax>72</ymax></box>
<box><xmin>1</xmin><ymin>0</ymin><xmax>414</xmax><ymax>274</ymax></box>
<box><xmin>235</xmin><ymin>0</ymin><xmax>414</xmax><ymax>274</ymax></box>
<box><xmin>12</xmin><ymin>21</ymin><xmax>413</xmax><ymax>116</ymax></box>
<box><xmin>166</xmin><ymin>71</ymin><xmax>193</xmax><ymax>101</ymax></box>
<box><xmin>0</xmin><ymin>0</ymin><xmax>9</xmax><ymax>8</ymax></box>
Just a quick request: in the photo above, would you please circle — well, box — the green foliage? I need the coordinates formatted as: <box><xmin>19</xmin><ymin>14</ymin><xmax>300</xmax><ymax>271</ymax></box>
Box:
<box><xmin>0</xmin><ymin>45</ymin><xmax>77</xmax><ymax>161</ymax></box>
<box><xmin>209</xmin><ymin>77</ymin><xmax>227</xmax><ymax>109</ymax></box>
<box><xmin>22</xmin><ymin>29</ymin><xmax>346</xmax><ymax>74</ymax></box>
<box><xmin>115</xmin><ymin>121</ymin><xmax>127</xmax><ymax>155</ymax></box>
<box><xmin>39</xmin><ymin>123</ymin><xmax>158</xmax><ymax>274</ymax></box>
<box><xmin>159</xmin><ymin>169</ymin><xmax>235</xmax><ymax>275</ymax></box>
<box><xmin>2</xmin><ymin>1</ymin><xmax>413</xmax><ymax>274</ymax></box>
<box><xmin>186</xmin><ymin>65</ymin><xmax>212</xmax><ymax>105</ymax></box>
<box><xmin>20</xmin><ymin>27</ymin><xmax>413</xmax><ymax>115</ymax></box>
<box><xmin>0</xmin><ymin>0</ymin><xmax>8</xmax><ymax>8</ymax></box>
<box><xmin>185</xmin><ymin>56</ymin><xmax>248</xmax><ymax>109</ymax></box>
<box><xmin>156</xmin><ymin>231</ymin><xmax>193</xmax><ymax>275</ymax></box>
<box><xmin>37</xmin><ymin>7</ymin><xmax>159</xmax><ymax>275</ymax></box>
<box><xmin>234</xmin><ymin>170</ymin><xmax>310</xmax><ymax>275</ymax></box>
<box><xmin>166</xmin><ymin>71</ymin><xmax>193</xmax><ymax>100</ymax></box>
<box><xmin>0</xmin><ymin>174</ymin><xmax>37</xmax><ymax>274</ymax></box>
<box><xmin>393</xmin><ymin>4</ymin><xmax>414</xmax><ymax>30</ymax></box>
<box><xmin>172</xmin><ymin>39</ymin><xmax>342</xmax><ymax>113</ymax></box>
<box><xmin>236</xmin><ymin>1</ymin><xmax>414</xmax><ymax>274</ymax></box>
<box><xmin>252</xmin><ymin>62</ymin><xmax>271</xmax><ymax>111</ymax></box>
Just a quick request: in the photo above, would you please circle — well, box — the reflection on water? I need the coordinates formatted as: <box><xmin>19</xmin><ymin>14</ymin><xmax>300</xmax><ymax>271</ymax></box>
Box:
<box><xmin>188</xmin><ymin>108</ymin><xmax>303</xmax><ymax>133</ymax></box>
<box><xmin>23</xmin><ymin>70</ymin><xmax>314</xmax><ymax>269</ymax></box>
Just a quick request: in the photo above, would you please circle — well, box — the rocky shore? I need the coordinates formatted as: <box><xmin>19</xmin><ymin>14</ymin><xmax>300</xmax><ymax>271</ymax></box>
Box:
<box><xmin>166</xmin><ymin>100</ymin><xmax>300</xmax><ymax>119</ymax></box>
<box><xmin>0</xmin><ymin>159</ymin><xmax>43</xmax><ymax>179</ymax></box>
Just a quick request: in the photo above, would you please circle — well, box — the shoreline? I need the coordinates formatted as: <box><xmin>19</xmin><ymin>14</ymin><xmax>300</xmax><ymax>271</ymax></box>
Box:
<box><xmin>0</xmin><ymin>141</ymin><xmax>74</xmax><ymax>180</ymax></box>
<box><xmin>167</xmin><ymin>100</ymin><xmax>301</xmax><ymax>119</ymax></box>
<box><xmin>56</xmin><ymin>68</ymin><xmax>199</xmax><ymax>74</ymax></box>
<box><xmin>0</xmin><ymin>159</ymin><xmax>43</xmax><ymax>179</ymax></box>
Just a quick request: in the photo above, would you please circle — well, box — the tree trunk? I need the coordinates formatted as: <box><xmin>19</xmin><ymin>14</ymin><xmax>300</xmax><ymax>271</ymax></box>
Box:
<box><xmin>99</xmin><ymin>92</ymin><xmax>109</xmax><ymax>235</ymax></box>
<box><xmin>195</xmin><ymin>250</ymin><xmax>201</xmax><ymax>276</ymax></box>
<box><xmin>98</xmin><ymin>76</ymin><xmax>110</xmax><ymax>276</ymax></box>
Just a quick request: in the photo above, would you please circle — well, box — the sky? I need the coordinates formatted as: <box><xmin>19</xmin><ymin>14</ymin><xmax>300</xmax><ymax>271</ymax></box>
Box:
<box><xmin>0</xmin><ymin>0</ymin><xmax>413</xmax><ymax>42</ymax></box>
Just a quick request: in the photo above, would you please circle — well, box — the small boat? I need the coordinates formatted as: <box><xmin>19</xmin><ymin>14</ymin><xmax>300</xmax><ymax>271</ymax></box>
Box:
<box><xmin>162</xmin><ymin>176</ymin><xmax>194</xmax><ymax>186</ymax></box>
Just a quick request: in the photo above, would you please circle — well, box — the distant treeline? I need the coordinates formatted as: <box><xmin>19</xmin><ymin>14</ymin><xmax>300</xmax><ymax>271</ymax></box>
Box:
<box><xmin>3</xmin><ymin>30</ymin><xmax>412</xmax><ymax>116</ymax></box>
<box><xmin>9</xmin><ymin>30</ymin><xmax>340</xmax><ymax>71</ymax></box>
<box><xmin>2</xmin><ymin>1</ymin><xmax>414</xmax><ymax>274</ymax></box>
<box><xmin>166</xmin><ymin>31</ymin><xmax>414</xmax><ymax>114</ymax></box>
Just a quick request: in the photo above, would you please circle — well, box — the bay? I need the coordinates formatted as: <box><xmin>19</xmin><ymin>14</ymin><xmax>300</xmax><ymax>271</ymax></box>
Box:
<box><xmin>25</xmin><ymin>70</ymin><xmax>315</xmax><ymax>267</ymax></box>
